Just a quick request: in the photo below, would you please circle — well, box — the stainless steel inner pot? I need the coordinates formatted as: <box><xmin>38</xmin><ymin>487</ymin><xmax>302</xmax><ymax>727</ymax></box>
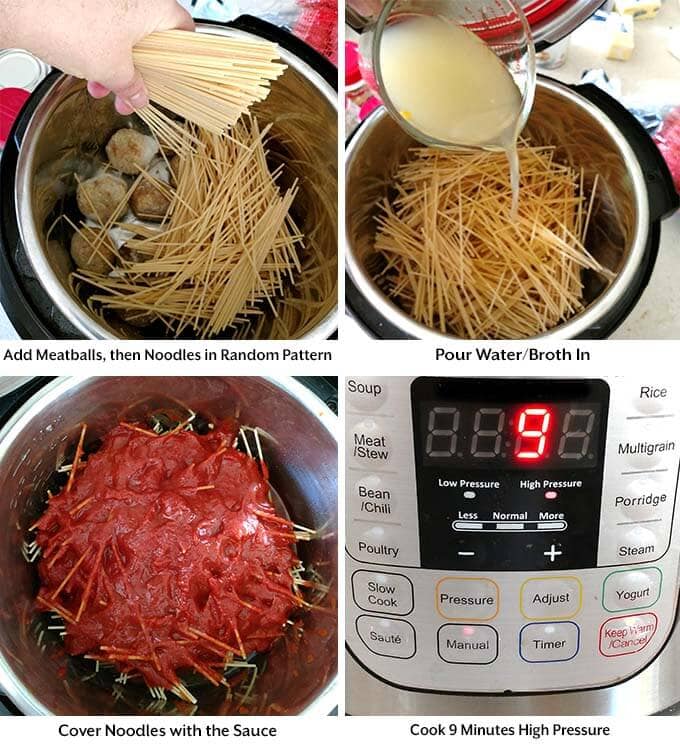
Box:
<box><xmin>0</xmin><ymin>376</ymin><xmax>337</xmax><ymax>715</ymax></box>
<box><xmin>15</xmin><ymin>24</ymin><xmax>338</xmax><ymax>340</ymax></box>
<box><xmin>345</xmin><ymin>78</ymin><xmax>650</xmax><ymax>340</ymax></box>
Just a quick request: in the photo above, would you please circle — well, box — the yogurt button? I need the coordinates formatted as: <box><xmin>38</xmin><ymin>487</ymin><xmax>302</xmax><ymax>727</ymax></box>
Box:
<box><xmin>603</xmin><ymin>567</ymin><xmax>662</xmax><ymax>612</ymax></box>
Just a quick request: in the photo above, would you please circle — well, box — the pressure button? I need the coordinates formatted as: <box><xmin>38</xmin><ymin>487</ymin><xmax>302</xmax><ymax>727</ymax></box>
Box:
<box><xmin>356</xmin><ymin>615</ymin><xmax>416</xmax><ymax>659</ymax></box>
<box><xmin>436</xmin><ymin>577</ymin><xmax>499</xmax><ymax>621</ymax></box>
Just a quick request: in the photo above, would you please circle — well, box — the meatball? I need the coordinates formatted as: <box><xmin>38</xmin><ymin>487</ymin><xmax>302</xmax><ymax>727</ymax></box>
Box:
<box><xmin>76</xmin><ymin>173</ymin><xmax>128</xmax><ymax>222</ymax></box>
<box><xmin>169</xmin><ymin>154</ymin><xmax>181</xmax><ymax>186</ymax></box>
<box><xmin>105</xmin><ymin>128</ymin><xmax>158</xmax><ymax>175</ymax></box>
<box><xmin>70</xmin><ymin>227</ymin><xmax>116</xmax><ymax>274</ymax></box>
<box><xmin>119</xmin><ymin>309</ymin><xmax>157</xmax><ymax>328</ymax></box>
<box><xmin>130</xmin><ymin>179</ymin><xmax>172</xmax><ymax>221</ymax></box>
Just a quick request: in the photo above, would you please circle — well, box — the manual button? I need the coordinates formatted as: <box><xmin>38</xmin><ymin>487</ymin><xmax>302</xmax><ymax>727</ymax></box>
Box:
<box><xmin>356</xmin><ymin>614</ymin><xmax>416</xmax><ymax>659</ymax></box>
<box><xmin>436</xmin><ymin>577</ymin><xmax>499</xmax><ymax>621</ymax></box>
<box><xmin>352</xmin><ymin>570</ymin><xmax>414</xmax><ymax>615</ymax></box>
<box><xmin>519</xmin><ymin>621</ymin><xmax>580</xmax><ymax>663</ymax></box>
<box><xmin>520</xmin><ymin>577</ymin><xmax>582</xmax><ymax>620</ymax></box>
<box><xmin>603</xmin><ymin>567</ymin><xmax>662</xmax><ymax>612</ymax></box>
<box><xmin>437</xmin><ymin>624</ymin><xmax>498</xmax><ymax>665</ymax></box>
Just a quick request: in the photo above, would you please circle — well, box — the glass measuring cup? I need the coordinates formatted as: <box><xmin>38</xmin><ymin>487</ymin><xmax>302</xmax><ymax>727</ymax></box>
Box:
<box><xmin>352</xmin><ymin>0</ymin><xmax>536</xmax><ymax>151</ymax></box>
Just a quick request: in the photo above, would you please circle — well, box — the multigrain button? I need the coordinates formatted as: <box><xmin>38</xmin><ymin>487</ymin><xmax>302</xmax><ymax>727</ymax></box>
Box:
<box><xmin>603</xmin><ymin>568</ymin><xmax>662</xmax><ymax>612</ymax></box>
<box><xmin>519</xmin><ymin>621</ymin><xmax>580</xmax><ymax>663</ymax></box>
<box><xmin>352</xmin><ymin>570</ymin><xmax>414</xmax><ymax>615</ymax></box>
<box><xmin>520</xmin><ymin>577</ymin><xmax>582</xmax><ymax>620</ymax></box>
<box><xmin>353</xmin><ymin>475</ymin><xmax>397</xmax><ymax>520</ymax></box>
<box><xmin>617</xmin><ymin>525</ymin><xmax>659</xmax><ymax>563</ymax></box>
<box><xmin>356</xmin><ymin>615</ymin><xmax>416</xmax><ymax>659</ymax></box>
<box><xmin>346</xmin><ymin>378</ymin><xmax>388</xmax><ymax>411</ymax></box>
<box><xmin>599</xmin><ymin>612</ymin><xmax>658</xmax><ymax>656</ymax></box>
<box><xmin>351</xmin><ymin>418</ymin><xmax>392</xmax><ymax>468</ymax></box>
<box><xmin>437</xmin><ymin>624</ymin><xmax>498</xmax><ymax>665</ymax></box>
<box><xmin>617</xmin><ymin>429</ymin><xmax>675</xmax><ymax>470</ymax></box>
<box><xmin>436</xmin><ymin>577</ymin><xmax>499</xmax><ymax>621</ymax></box>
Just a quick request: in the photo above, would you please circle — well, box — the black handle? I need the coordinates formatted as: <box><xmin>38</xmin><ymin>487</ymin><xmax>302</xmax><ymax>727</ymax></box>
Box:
<box><xmin>0</xmin><ymin>377</ymin><xmax>52</xmax><ymax>429</ymax></box>
<box><xmin>295</xmin><ymin>377</ymin><xmax>338</xmax><ymax>415</ymax></box>
<box><xmin>199</xmin><ymin>15</ymin><xmax>337</xmax><ymax>91</ymax></box>
<box><xmin>573</xmin><ymin>82</ymin><xmax>679</xmax><ymax>222</ymax></box>
<box><xmin>11</xmin><ymin>70</ymin><xmax>61</xmax><ymax>151</ymax></box>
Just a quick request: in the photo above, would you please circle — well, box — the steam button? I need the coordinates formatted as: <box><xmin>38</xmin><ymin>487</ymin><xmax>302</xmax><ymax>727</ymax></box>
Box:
<box><xmin>356</xmin><ymin>615</ymin><xmax>416</xmax><ymax>659</ymax></box>
<box><xmin>616</xmin><ymin>526</ymin><xmax>659</xmax><ymax>564</ymax></box>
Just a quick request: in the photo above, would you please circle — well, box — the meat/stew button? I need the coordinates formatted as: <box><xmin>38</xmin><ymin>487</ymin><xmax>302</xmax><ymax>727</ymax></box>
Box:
<box><xmin>356</xmin><ymin>615</ymin><xmax>416</xmax><ymax>659</ymax></box>
<box><xmin>599</xmin><ymin>612</ymin><xmax>658</xmax><ymax>657</ymax></box>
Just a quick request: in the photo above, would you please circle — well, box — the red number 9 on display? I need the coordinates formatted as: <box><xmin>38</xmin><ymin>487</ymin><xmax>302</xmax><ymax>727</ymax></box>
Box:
<box><xmin>514</xmin><ymin>407</ymin><xmax>552</xmax><ymax>460</ymax></box>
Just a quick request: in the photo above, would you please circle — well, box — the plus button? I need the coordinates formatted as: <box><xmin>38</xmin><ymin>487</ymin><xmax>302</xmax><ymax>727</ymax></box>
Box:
<box><xmin>544</xmin><ymin>544</ymin><xmax>562</xmax><ymax>563</ymax></box>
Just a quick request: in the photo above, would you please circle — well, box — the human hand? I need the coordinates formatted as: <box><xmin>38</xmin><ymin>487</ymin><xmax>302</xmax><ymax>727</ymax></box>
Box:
<box><xmin>2</xmin><ymin>0</ymin><xmax>194</xmax><ymax>114</ymax></box>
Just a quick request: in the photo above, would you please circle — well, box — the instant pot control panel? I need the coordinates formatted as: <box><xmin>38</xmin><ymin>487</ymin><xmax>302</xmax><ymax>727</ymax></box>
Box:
<box><xmin>345</xmin><ymin>376</ymin><xmax>680</xmax><ymax>694</ymax></box>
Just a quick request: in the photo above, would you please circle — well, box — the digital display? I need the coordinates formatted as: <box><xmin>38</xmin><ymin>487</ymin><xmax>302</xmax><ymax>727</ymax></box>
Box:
<box><xmin>417</xmin><ymin>390</ymin><xmax>607</xmax><ymax>470</ymax></box>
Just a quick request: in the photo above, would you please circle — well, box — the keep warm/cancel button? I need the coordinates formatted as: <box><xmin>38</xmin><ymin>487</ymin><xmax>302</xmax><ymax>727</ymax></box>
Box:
<box><xmin>599</xmin><ymin>613</ymin><xmax>658</xmax><ymax>657</ymax></box>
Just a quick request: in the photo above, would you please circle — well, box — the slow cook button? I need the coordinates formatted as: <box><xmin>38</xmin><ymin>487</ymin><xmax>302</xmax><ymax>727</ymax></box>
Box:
<box><xmin>519</xmin><ymin>621</ymin><xmax>580</xmax><ymax>663</ymax></box>
<box><xmin>436</xmin><ymin>577</ymin><xmax>499</xmax><ymax>621</ymax></box>
<box><xmin>613</xmin><ymin>476</ymin><xmax>670</xmax><ymax>521</ymax></box>
<box><xmin>351</xmin><ymin>419</ymin><xmax>392</xmax><ymax>468</ymax></box>
<box><xmin>437</xmin><ymin>624</ymin><xmax>498</xmax><ymax>665</ymax></box>
<box><xmin>603</xmin><ymin>567</ymin><xmax>662</xmax><ymax>612</ymax></box>
<box><xmin>617</xmin><ymin>525</ymin><xmax>661</xmax><ymax>564</ymax></box>
<box><xmin>353</xmin><ymin>474</ymin><xmax>397</xmax><ymax>520</ymax></box>
<box><xmin>599</xmin><ymin>612</ymin><xmax>658</xmax><ymax>656</ymax></box>
<box><xmin>352</xmin><ymin>570</ymin><xmax>414</xmax><ymax>615</ymax></box>
<box><xmin>346</xmin><ymin>378</ymin><xmax>388</xmax><ymax>411</ymax></box>
<box><xmin>520</xmin><ymin>577</ymin><xmax>582</xmax><ymax>620</ymax></box>
<box><xmin>356</xmin><ymin>614</ymin><xmax>416</xmax><ymax>659</ymax></box>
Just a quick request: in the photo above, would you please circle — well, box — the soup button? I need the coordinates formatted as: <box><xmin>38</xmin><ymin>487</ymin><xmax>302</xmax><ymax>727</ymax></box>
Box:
<box><xmin>356</xmin><ymin>615</ymin><xmax>416</xmax><ymax>659</ymax></box>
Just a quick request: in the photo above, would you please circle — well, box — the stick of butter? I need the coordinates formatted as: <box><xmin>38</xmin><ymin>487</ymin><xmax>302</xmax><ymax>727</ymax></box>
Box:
<box><xmin>606</xmin><ymin>13</ymin><xmax>635</xmax><ymax>60</ymax></box>
<box><xmin>613</xmin><ymin>0</ymin><xmax>660</xmax><ymax>19</ymax></box>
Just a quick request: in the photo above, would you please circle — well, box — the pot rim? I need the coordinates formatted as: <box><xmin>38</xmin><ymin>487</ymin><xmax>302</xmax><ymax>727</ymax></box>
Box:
<box><xmin>0</xmin><ymin>375</ymin><xmax>338</xmax><ymax>716</ymax></box>
<box><xmin>14</xmin><ymin>23</ymin><xmax>338</xmax><ymax>341</ymax></box>
<box><xmin>344</xmin><ymin>77</ymin><xmax>651</xmax><ymax>341</ymax></box>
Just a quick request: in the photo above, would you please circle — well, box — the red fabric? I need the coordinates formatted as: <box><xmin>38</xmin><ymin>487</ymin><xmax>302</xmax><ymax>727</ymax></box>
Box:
<box><xmin>293</xmin><ymin>0</ymin><xmax>338</xmax><ymax>64</ymax></box>
<box><xmin>0</xmin><ymin>87</ymin><xmax>30</xmax><ymax>149</ymax></box>
<box><xmin>655</xmin><ymin>107</ymin><xmax>680</xmax><ymax>196</ymax></box>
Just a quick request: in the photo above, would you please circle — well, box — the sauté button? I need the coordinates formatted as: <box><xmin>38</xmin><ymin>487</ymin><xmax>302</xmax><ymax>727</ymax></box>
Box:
<box><xmin>346</xmin><ymin>378</ymin><xmax>388</xmax><ymax>411</ymax></box>
<box><xmin>599</xmin><ymin>612</ymin><xmax>658</xmax><ymax>656</ymax></box>
<box><xmin>519</xmin><ymin>621</ymin><xmax>580</xmax><ymax>663</ymax></box>
<box><xmin>437</xmin><ymin>624</ymin><xmax>498</xmax><ymax>664</ymax></box>
<box><xmin>356</xmin><ymin>615</ymin><xmax>416</xmax><ymax>659</ymax></box>
<box><xmin>353</xmin><ymin>475</ymin><xmax>397</xmax><ymax>520</ymax></box>
<box><xmin>352</xmin><ymin>570</ymin><xmax>414</xmax><ymax>615</ymax></box>
<box><xmin>520</xmin><ymin>577</ymin><xmax>582</xmax><ymax>620</ymax></box>
<box><xmin>351</xmin><ymin>419</ymin><xmax>392</xmax><ymax>468</ymax></box>
<box><xmin>603</xmin><ymin>567</ymin><xmax>662</xmax><ymax>612</ymax></box>
<box><xmin>436</xmin><ymin>577</ymin><xmax>499</xmax><ymax>621</ymax></box>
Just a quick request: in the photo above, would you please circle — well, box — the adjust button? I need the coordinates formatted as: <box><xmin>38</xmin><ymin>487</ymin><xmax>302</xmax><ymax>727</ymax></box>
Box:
<box><xmin>436</xmin><ymin>577</ymin><xmax>499</xmax><ymax>621</ymax></box>
<box><xmin>520</xmin><ymin>577</ymin><xmax>582</xmax><ymax>620</ymax></box>
<box><xmin>519</xmin><ymin>621</ymin><xmax>580</xmax><ymax>663</ymax></box>
<box><xmin>352</xmin><ymin>570</ymin><xmax>414</xmax><ymax>615</ymax></box>
<box><xmin>437</xmin><ymin>624</ymin><xmax>498</xmax><ymax>665</ymax></box>
<box><xmin>599</xmin><ymin>612</ymin><xmax>658</xmax><ymax>656</ymax></box>
<box><xmin>356</xmin><ymin>615</ymin><xmax>416</xmax><ymax>659</ymax></box>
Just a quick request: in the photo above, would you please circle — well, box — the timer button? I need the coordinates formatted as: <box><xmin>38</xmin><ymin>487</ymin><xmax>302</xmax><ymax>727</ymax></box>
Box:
<box><xmin>353</xmin><ymin>475</ymin><xmax>397</xmax><ymax>521</ymax></box>
<box><xmin>356</xmin><ymin>615</ymin><xmax>416</xmax><ymax>659</ymax></box>
<box><xmin>602</xmin><ymin>567</ymin><xmax>662</xmax><ymax>612</ymax></box>
<box><xmin>599</xmin><ymin>612</ymin><xmax>658</xmax><ymax>657</ymax></box>
<box><xmin>350</xmin><ymin>418</ymin><xmax>392</xmax><ymax>469</ymax></box>
<box><xmin>616</xmin><ymin>525</ymin><xmax>661</xmax><ymax>564</ymax></box>
<box><xmin>519</xmin><ymin>621</ymin><xmax>580</xmax><ymax>663</ymax></box>
<box><xmin>520</xmin><ymin>577</ymin><xmax>582</xmax><ymax>620</ymax></box>
<box><xmin>346</xmin><ymin>379</ymin><xmax>388</xmax><ymax>411</ymax></box>
<box><xmin>436</xmin><ymin>577</ymin><xmax>499</xmax><ymax>621</ymax></box>
<box><xmin>352</xmin><ymin>570</ymin><xmax>414</xmax><ymax>615</ymax></box>
<box><xmin>437</xmin><ymin>624</ymin><xmax>498</xmax><ymax>665</ymax></box>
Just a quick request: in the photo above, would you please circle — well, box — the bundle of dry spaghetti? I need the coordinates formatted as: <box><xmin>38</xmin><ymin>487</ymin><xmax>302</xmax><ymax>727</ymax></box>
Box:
<box><xmin>132</xmin><ymin>30</ymin><xmax>286</xmax><ymax>135</ymax></box>
<box><xmin>71</xmin><ymin>117</ymin><xmax>312</xmax><ymax>339</ymax></box>
<box><xmin>373</xmin><ymin>144</ymin><xmax>615</xmax><ymax>339</ymax></box>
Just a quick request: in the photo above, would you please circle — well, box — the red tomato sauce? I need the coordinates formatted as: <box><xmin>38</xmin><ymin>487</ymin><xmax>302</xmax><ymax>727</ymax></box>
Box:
<box><xmin>34</xmin><ymin>419</ymin><xmax>298</xmax><ymax>690</ymax></box>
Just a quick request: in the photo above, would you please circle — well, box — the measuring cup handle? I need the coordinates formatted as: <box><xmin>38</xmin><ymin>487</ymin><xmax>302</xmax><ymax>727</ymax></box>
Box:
<box><xmin>10</xmin><ymin>69</ymin><xmax>59</xmax><ymax>151</ymax></box>
<box><xmin>346</xmin><ymin>0</ymin><xmax>384</xmax><ymax>32</ymax></box>
<box><xmin>573</xmin><ymin>83</ymin><xmax>679</xmax><ymax>223</ymax></box>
